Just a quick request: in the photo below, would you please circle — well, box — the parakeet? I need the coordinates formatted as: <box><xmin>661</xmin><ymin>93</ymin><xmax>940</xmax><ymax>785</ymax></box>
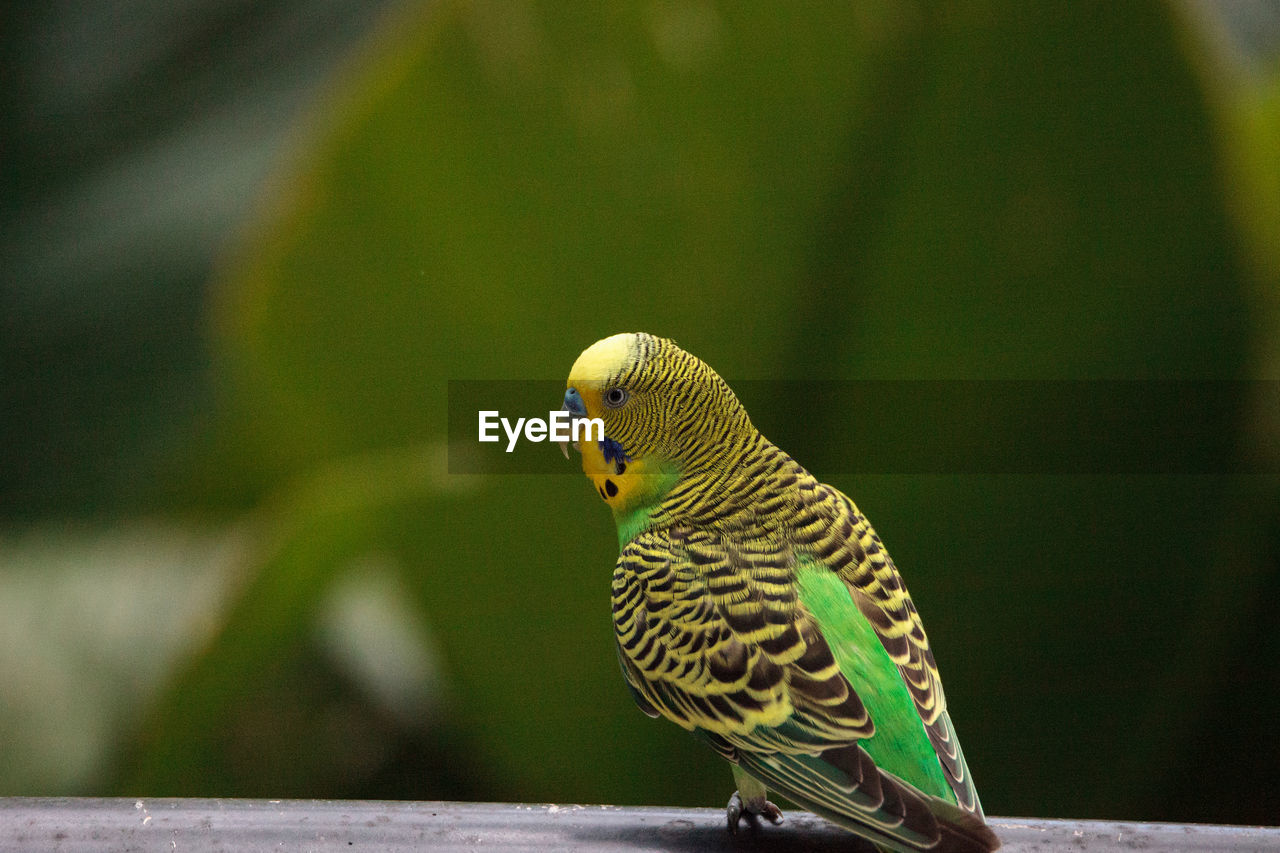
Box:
<box><xmin>560</xmin><ymin>333</ymin><xmax>1000</xmax><ymax>853</ymax></box>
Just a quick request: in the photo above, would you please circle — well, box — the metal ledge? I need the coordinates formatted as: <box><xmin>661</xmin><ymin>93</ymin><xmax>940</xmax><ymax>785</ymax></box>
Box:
<box><xmin>1</xmin><ymin>799</ymin><xmax>1276</xmax><ymax>852</ymax></box>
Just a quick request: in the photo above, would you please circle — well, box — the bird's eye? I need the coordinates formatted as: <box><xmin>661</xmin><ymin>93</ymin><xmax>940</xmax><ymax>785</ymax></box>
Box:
<box><xmin>604</xmin><ymin>387</ymin><xmax>628</xmax><ymax>408</ymax></box>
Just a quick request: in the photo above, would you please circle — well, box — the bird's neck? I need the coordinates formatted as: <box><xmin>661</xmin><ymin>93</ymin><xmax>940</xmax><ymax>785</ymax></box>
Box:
<box><xmin>614</xmin><ymin>431</ymin><xmax>800</xmax><ymax>546</ymax></box>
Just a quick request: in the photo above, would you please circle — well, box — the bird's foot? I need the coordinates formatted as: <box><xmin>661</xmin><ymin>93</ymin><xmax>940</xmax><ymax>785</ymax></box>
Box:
<box><xmin>726</xmin><ymin>790</ymin><xmax>783</xmax><ymax>834</ymax></box>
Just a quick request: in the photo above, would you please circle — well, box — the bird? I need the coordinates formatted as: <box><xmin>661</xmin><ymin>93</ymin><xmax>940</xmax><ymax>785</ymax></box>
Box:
<box><xmin>559</xmin><ymin>332</ymin><xmax>1000</xmax><ymax>853</ymax></box>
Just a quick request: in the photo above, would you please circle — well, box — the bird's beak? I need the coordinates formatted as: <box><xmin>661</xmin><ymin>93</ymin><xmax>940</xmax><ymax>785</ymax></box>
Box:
<box><xmin>560</xmin><ymin>387</ymin><xmax>589</xmax><ymax>459</ymax></box>
<box><xmin>559</xmin><ymin>401</ymin><xmax>575</xmax><ymax>460</ymax></box>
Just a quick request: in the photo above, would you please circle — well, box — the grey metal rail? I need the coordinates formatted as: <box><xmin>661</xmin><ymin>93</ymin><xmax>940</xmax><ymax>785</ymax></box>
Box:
<box><xmin>1</xmin><ymin>799</ymin><xmax>1276</xmax><ymax>852</ymax></box>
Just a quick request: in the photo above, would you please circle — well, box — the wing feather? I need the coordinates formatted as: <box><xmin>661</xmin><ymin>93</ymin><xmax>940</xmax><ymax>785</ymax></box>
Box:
<box><xmin>810</xmin><ymin>484</ymin><xmax>984</xmax><ymax>815</ymax></box>
<box><xmin>613</xmin><ymin>523</ymin><xmax>996</xmax><ymax>852</ymax></box>
<box><xmin>612</xmin><ymin>527</ymin><xmax>870</xmax><ymax>743</ymax></box>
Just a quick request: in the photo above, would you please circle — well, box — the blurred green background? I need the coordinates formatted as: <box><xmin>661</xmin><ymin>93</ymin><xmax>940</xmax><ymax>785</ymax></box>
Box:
<box><xmin>3</xmin><ymin>0</ymin><xmax>1279</xmax><ymax>825</ymax></box>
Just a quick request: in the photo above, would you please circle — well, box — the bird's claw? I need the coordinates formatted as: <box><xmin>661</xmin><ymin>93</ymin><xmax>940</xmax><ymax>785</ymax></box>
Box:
<box><xmin>726</xmin><ymin>791</ymin><xmax>742</xmax><ymax>833</ymax></box>
<box><xmin>726</xmin><ymin>791</ymin><xmax>784</xmax><ymax>834</ymax></box>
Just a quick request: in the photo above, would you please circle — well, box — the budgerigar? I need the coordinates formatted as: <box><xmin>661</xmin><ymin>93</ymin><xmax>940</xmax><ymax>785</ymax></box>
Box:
<box><xmin>560</xmin><ymin>333</ymin><xmax>999</xmax><ymax>853</ymax></box>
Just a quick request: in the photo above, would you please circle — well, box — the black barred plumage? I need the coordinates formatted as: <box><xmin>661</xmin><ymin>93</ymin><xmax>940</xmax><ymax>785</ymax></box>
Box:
<box><xmin>566</xmin><ymin>334</ymin><xmax>997</xmax><ymax>853</ymax></box>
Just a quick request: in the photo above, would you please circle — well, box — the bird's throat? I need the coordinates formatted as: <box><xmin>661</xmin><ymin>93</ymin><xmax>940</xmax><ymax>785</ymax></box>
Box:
<box><xmin>580</xmin><ymin>439</ymin><xmax>679</xmax><ymax>544</ymax></box>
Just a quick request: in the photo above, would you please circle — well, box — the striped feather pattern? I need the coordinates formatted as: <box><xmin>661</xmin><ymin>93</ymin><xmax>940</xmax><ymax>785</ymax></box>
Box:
<box><xmin>572</xmin><ymin>334</ymin><xmax>995</xmax><ymax>852</ymax></box>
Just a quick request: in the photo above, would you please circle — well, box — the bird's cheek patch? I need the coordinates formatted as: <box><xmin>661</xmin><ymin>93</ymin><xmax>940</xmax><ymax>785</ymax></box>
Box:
<box><xmin>600</xmin><ymin>437</ymin><xmax>631</xmax><ymax>466</ymax></box>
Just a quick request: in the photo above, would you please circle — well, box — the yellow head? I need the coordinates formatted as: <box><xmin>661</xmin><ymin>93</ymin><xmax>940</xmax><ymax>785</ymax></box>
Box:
<box><xmin>561</xmin><ymin>333</ymin><xmax>752</xmax><ymax>516</ymax></box>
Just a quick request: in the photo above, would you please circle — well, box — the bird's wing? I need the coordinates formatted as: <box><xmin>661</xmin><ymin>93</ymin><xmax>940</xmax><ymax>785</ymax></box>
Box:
<box><xmin>812</xmin><ymin>484</ymin><xmax>984</xmax><ymax>816</ymax></box>
<box><xmin>613</xmin><ymin>526</ymin><xmax>999</xmax><ymax>853</ymax></box>
<box><xmin>611</xmin><ymin>526</ymin><xmax>871</xmax><ymax>745</ymax></box>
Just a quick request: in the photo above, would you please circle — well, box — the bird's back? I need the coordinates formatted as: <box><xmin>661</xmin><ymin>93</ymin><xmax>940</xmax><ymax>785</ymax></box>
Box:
<box><xmin>611</xmin><ymin>439</ymin><xmax>994</xmax><ymax>851</ymax></box>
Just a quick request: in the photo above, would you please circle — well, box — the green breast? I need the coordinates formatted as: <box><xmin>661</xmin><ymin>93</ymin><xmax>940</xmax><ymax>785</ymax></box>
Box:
<box><xmin>794</xmin><ymin>559</ymin><xmax>954</xmax><ymax>803</ymax></box>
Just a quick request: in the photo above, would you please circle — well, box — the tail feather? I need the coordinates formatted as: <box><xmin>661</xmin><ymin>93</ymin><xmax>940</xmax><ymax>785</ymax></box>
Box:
<box><xmin>927</xmin><ymin>795</ymin><xmax>1002</xmax><ymax>853</ymax></box>
<box><xmin>735</xmin><ymin>745</ymin><xmax>1000</xmax><ymax>853</ymax></box>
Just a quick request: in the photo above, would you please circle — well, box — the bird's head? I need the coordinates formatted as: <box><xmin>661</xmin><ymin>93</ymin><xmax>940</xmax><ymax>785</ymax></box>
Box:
<box><xmin>561</xmin><ymin>332</ymin><xmax>752</xmax><ymax>516</ymax></box>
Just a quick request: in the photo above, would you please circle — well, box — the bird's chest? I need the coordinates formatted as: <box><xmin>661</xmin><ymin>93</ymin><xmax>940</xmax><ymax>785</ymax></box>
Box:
<box><xmin>610</xmin><ymin>560</ymin><xmax>717</xmax><ymax>653</ymax></box>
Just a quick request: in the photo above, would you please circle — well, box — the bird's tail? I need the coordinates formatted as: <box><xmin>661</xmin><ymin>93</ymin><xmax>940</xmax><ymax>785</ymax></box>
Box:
<box><xmin>736</xmin><ymin>745</ymin><xmax>1000</xmax><ymax>853</ymax></box>
<box><xmin>924</xmin><ymin>796</ymin><xmax>1002</xmax><ymax>853</ymax></box>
